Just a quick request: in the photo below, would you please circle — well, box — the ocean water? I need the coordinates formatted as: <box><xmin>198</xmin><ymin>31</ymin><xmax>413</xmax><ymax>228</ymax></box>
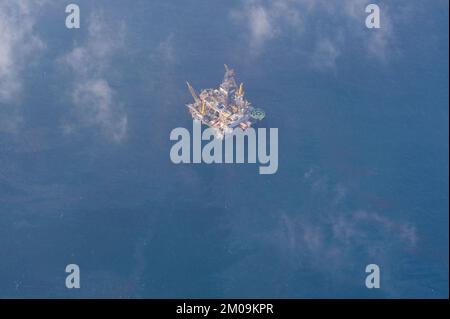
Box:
<box><xmin>0</xmin><ymin>0</ymin><xmax>448</xmax><ymax>298</ymax></box>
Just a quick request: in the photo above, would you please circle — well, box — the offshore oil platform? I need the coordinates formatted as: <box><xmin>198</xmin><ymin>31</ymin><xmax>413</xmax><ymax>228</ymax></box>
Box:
<box><xmin>186</xmin><ymin>65</ymin><xmax>265</xmax><ymax>139</ymax></box>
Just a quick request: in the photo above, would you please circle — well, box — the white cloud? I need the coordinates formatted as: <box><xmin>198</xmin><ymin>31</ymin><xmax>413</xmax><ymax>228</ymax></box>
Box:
<box><xmin>366</xmin><ymin>4</ymin><xmax>395</xmax><ymax>61</ymax></box>
<box><xmin>301</xmin><ymin>166</ymin><xmax>418</xmax><ymax>252</ymax></box>
<box><xmin>61</xmin><ymin>13</ymin><xmax>128</xmax><ymax>142</ymax></box>
<box><xmin>222</xmin><ymin>165</ymin><xmax>418</xmax><ymax>295</ymax></box>
<box><xmin>151</xmin><ymin>33</ymin><xmax>176</xmax><ymax>65</ymax></box>
<box><xmin>231</xmin><ymin>0</ymin><xmax>397</xmax><ymax>65</ymax></box>
<box><xmin>330</xmin><ymin>210</ymin><xmax>417</xmax><ymax>248</ymax></box>
<box><xmin>248</xmin><ymin>6</ymin><xmax>276</xmax><ymax>50</ymax></box>
<box><xmin>311</xmin><ymin>38</ymin><xmax>341</xmax><ymax>70</ymax></box>
<box><xmin>230</xmin><ymin>0</ymin><xmax>300</xmax><ymax>54</ymax></box>
<box><xmin>0</xmin><ymin>1</ymin><xmax>46</xmax><ymax>131</ymax></box>
<box><xmin>72</xmin><ymin>79</ymin><xmax>127</xmax><ymax>142</ymax></box>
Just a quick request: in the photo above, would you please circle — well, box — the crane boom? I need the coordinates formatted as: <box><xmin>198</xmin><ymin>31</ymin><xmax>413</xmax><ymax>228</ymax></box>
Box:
<box><xmin>237</xmin><ymin>83</ymin><xmax>244</xmax><ymax>96</ymax></box>
<box><xmin>186</xmin><ymin>81</ymin><xmax>199</xmax><ymax>103</ymax></box>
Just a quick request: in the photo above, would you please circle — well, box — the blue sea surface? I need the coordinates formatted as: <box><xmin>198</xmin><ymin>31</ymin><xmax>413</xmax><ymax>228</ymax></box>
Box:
<box><xmin>0</xmin><ymin>0</ymin><xmax>448</xmax><ymax>298</ymax></box>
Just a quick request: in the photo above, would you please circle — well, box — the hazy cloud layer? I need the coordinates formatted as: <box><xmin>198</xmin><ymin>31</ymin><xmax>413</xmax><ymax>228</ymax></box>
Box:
<box><xmin>230</xmin><ymin>0</ymin><xmax>396</xmax><ymax>67</ymax></box>
<box><xmin>0</xmin><ymin>1</ymin><xmax>46</xmax><ymax>131</ymax></box>
<box><xmin>151</xmin><ymin>33</ymin><xmax>176</xmax><ymax>66</ymax></box>
<box><xmin>60</xmin><ymin>13</ymin><xmax>127</xmax><ymax>142</ymax></box>
<box><xmin>222</xmin><ymin>165</ymin><xmax>417</xmax><ymax>296</ymax></box>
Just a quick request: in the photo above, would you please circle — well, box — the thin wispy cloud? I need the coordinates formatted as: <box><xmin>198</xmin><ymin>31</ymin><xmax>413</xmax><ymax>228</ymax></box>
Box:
<box><xmin>230</xmin><ymin>0</ymin><xmax>301</xmax><ymax>54</ymax></box>
<box><xmin>151</xmin><ymin>33</ymin><xmax>177</xmax><ymax>66</ymax></box>
<box><xmin>311</xmin><ymin>38</ymin><xmax>342</xmax><ymax>70</ymax></box>
<box><xmin>222</xmin><ymin>165</ymin><xmax>417</xmax><ymax>296</ymax></box>
<box><xmin>230</xmin><ymin>0</ymin><xmax>397</xmax><ymax>66</ymax></box>
<box><xmin>247</xmin><ymin>5</ymin><xmax>276</xmax><ymax>51</ymax></box>
<box><xmin>60</xmin><ymin>13</ymin><xmax>128</xmax><ymax>142</ymax></box>
<box><xmin>0</xmin><ymin>1</ymin><xmax>46</xmax><ymax>131</ymax></box>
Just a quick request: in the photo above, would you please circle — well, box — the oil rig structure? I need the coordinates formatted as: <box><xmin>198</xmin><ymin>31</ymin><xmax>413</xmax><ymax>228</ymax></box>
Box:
<box><xmin>186</xmin><ymin>65</ymin><xmax>265</xmax><ymax>139</ymax></box>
